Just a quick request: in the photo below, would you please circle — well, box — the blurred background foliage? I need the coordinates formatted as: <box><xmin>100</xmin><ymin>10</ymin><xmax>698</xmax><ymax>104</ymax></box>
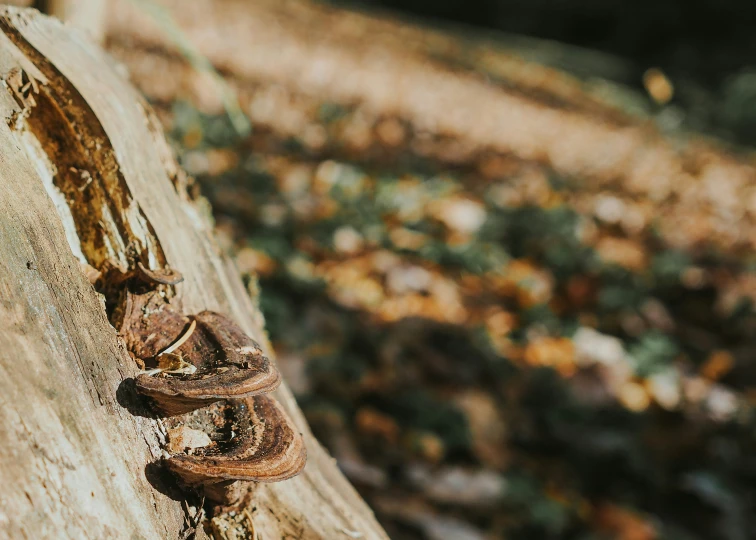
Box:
<box><xmin>328</xmin><ymin>0</ymin><xmax>756</xmax><ymax>146</ymax></box>
<box><xmin>112</xmin><ymin>0</ymin><xmax>756</xmax><ymax>538</ymax></box>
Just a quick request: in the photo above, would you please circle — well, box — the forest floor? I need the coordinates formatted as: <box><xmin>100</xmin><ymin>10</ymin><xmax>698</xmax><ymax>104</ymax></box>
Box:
<box><xmin>163</xmin><ymin>108</ymin><xmax>756</xmax><ymax>540</ymax></box>
<box><xmin>111</xmin><ymin>2</ymin><xmax>756</xmax><ymax>537</ymax></box>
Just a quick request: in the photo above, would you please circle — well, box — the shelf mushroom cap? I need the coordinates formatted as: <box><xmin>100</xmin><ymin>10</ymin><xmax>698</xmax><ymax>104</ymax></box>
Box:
<box><xmin>119</xmin><ymin>294</ymin><xmax>281</xmax><ymax>416</ymax></box>
<box><xmin>165</xmin><ymin>395</ymin><xmax>307</xmax><ymax>486</ymax></box>
<box><xmin>136</xmin><ymin>261</ymin><xmax>185</xmax><ymax>286</ymax></box>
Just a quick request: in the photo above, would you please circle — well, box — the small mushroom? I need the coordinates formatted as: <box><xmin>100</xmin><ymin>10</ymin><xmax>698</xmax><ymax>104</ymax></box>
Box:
<box><xmin>165</xmin><ymin>395</ymin><xmax>307</xmax><ymax>502</ymax></box>
<box><xmin>136</xmin><ymin>261</ymin><xmax>185</xmax><ymax>286</ymax></box>
<box><xmin>119</xmin><ymin>294</ymin><xmax>281</xmax><ymax>415</ymax></box>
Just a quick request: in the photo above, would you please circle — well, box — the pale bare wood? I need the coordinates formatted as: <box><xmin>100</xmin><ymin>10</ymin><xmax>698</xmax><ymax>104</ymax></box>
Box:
<box><xmin>0</xmin><ymin>7</ymin><xmax>387</xmax><ymax>539</ymax></box>
<box><xmin>0</xmin><ymin>25</ymin><xmax>184</xmax><ymax>540</ymax></box>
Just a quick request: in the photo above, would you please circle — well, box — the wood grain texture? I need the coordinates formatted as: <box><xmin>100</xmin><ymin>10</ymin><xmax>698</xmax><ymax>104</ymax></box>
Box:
<box><xmin>0</xmin><ymin>7</ymin><xmax>387</xmax><ymax>539</ymax></box>
<box><xmin>0</xmin><ymin>35</ymin><xmax>184</xmax><ymax>540</ymax></box>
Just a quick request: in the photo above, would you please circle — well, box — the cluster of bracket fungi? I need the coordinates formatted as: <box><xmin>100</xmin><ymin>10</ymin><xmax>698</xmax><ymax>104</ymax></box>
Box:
<box><xmin>114</xmin><ymin>262</ymin><xmax>306</xmax><ymax>504</ymax></box>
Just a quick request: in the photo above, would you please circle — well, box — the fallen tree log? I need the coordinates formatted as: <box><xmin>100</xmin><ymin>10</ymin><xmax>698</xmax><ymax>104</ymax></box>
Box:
<box><xmin>0</xmin><ymin>7</ymin><xmax>387</xmax><ymax>539</ymax></box>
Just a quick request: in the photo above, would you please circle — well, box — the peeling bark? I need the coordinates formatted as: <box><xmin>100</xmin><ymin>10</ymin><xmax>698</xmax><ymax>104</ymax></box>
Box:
<box><xmin>0</xmin><ymin>7</ymin><xmax>387</xmax><ymax>539</ymax></box>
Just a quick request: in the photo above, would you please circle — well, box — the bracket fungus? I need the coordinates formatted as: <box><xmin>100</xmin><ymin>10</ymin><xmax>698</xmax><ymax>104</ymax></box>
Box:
<box><xmin>136</xmin><ymin>261</ymin><xmax>185</xmax><ymax>286</ymax></box>
<box><xmin>117</xmin><ymin>291</ymin><xmax>306</xmax><ymax>502</ymax></box>
<box><xmin>164</xmin><ymin>395</ymin><xmax>307</xmax><ymax>500</ymax></box>
<box><xmin>118</xmin><ymin>294</ymin><xmax>281</xmax><ymax>415</ymax></box>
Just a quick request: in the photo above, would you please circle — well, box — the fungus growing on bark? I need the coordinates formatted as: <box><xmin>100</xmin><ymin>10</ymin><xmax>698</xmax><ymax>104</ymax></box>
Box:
<box><xmin>118</xmin><ymin>291</ymin><xmax>306</xmax><ymax>501</ymax></box>
<box><xmin>118</xmin><ymin>293</ymin><xmax>281</xmax><ymax>415</ymax></box>
<box><xmin>136</xmin><ymin>261</ymin><xmax>185</xmax><ymax>285</ymax></box>
<box><xmin>163</xmin><ymin>395</ymin><xmax>307</xmax><ymax>502</ymax></box>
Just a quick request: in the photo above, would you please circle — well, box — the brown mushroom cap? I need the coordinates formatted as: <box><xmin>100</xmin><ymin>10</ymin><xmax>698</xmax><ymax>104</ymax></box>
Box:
<box><xmin>136</xmin><ymin>261</ymin><xmax>185</xmax><ymax>286</ymax></box>
<box><xmin>165</xmin><ymin>395</ymin><xmax>307</xmax><ymax>486</ymax></box>
<box><xmin>135</xmin><ymin>311</ymin><xmax>281</xmax><ymax>415</ymax></box>
<box><xmin>118</xmin><ymin>293</ymin><xmax>307</xmax><ymax>499</ymax></box>
<box><xmin>119</xmin><ymin>294</ymin><xmax>281</xmax><ymax>415</ymax></box>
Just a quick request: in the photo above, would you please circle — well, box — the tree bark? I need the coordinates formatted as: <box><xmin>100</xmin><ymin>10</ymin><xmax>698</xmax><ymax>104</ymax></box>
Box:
<box><xmin>0</xmin><ymin>7</ymin><xmax>387</xmax><ymax>540</ymax></box>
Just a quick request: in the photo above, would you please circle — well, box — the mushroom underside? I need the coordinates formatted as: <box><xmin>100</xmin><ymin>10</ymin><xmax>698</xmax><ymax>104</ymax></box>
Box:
<box><xmin>165</xmin><ymin>395</ymin><xmax>307</xmax><ymax>485</ymax></box>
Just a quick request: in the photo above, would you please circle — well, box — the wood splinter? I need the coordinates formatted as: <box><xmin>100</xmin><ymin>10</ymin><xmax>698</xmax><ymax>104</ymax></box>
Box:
<box><xmin>144</xmin><ymin>320</ymin><xmax>198</xmax><ymax>376</ymax></box>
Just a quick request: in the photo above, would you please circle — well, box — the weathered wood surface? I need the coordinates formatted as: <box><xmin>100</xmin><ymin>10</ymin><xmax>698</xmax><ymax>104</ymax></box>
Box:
<box><xmin>0</xmin><ymin>7</ymin><xmax>387</xmax><ymax>539</ymax></box>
